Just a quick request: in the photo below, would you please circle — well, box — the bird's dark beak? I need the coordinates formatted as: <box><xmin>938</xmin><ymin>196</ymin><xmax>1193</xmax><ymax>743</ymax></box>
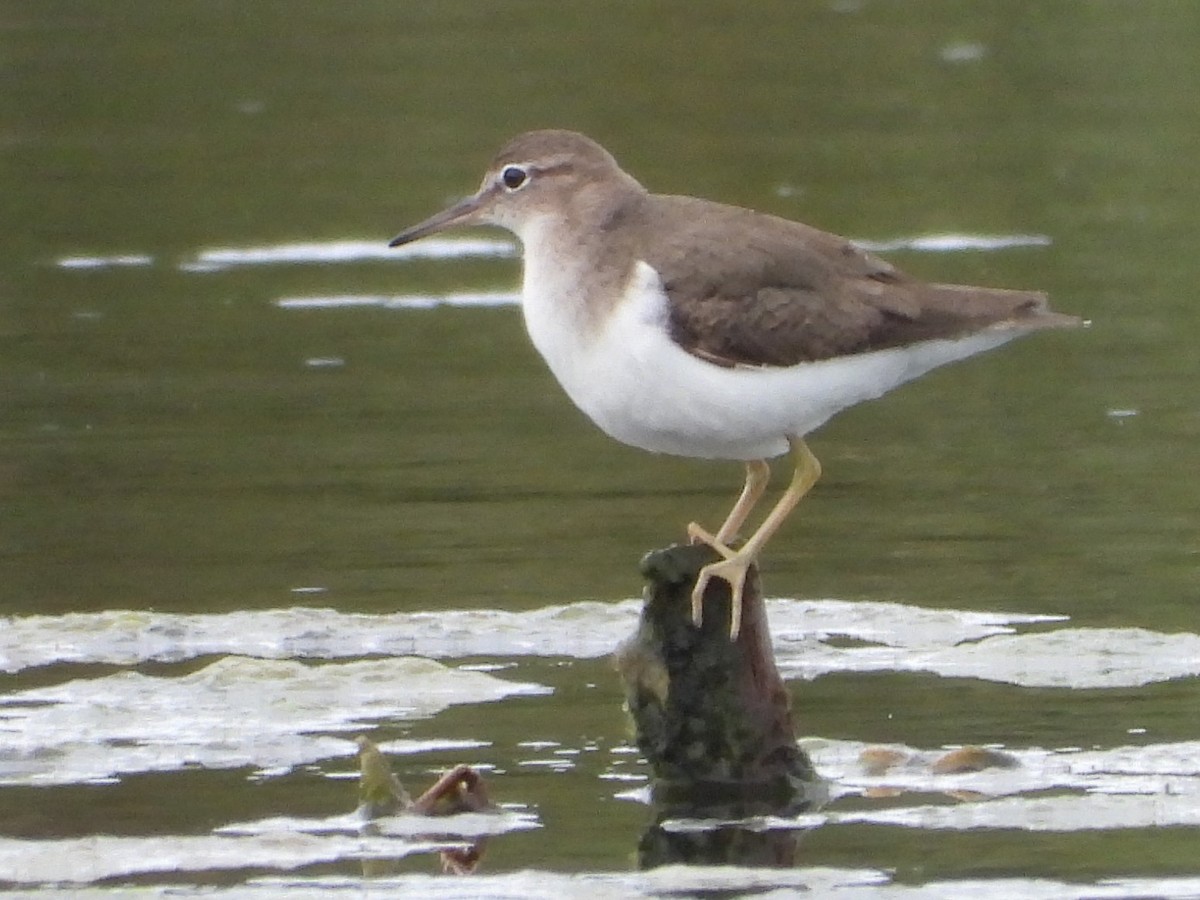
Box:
<box><xmin>388</xmin><ymin>192</ymin><xmax>488</xmax><ymax>248</ymax></box>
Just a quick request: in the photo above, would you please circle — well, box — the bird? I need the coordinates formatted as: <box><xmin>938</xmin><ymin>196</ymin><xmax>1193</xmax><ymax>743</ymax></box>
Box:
<box><xmin>388</xmin><ymin>130</ymin><xmax>1081</xmax><ymax>640</ymax></box>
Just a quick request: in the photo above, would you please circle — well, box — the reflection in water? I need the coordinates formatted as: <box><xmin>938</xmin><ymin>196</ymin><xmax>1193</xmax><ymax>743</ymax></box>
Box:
<box><xmin>639</xmin><ymin>814</ymin><xmax>808</xmax><ymax>870</ymax></box>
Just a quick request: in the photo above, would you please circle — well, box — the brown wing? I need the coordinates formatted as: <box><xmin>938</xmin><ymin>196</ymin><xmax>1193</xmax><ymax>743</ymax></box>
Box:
<box><xmin>640</xmin><ymin>195</ymin><xmax>1071</xmax><ymax>368</ymax></box>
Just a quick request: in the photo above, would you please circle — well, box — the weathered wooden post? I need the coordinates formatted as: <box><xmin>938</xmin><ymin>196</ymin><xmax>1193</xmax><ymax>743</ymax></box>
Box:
<box><xmin>614</xmin><ymin>543</ymin><xmax>821</xmax><ymax>813</ymax></box>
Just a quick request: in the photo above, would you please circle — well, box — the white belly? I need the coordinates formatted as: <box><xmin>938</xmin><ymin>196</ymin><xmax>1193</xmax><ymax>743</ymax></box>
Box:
<box><xmin>522</xmin><ymin>259</ymin><xmax>1019</xmax><ymax>461</ymax></box>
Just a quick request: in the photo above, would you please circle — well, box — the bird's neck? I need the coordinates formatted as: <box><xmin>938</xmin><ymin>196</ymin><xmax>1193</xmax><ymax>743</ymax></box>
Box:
<box><xmin>518</xmin><ymin>187</ymin><xmax>647</xmax><ymax>340</ymax></box>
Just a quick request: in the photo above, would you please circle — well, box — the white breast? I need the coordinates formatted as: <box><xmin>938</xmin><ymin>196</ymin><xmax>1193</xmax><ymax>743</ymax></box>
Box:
<box><xmin>521</xmin><ymin>258</ymin><xmax>1019</xmax><ymax>461</ymax></box>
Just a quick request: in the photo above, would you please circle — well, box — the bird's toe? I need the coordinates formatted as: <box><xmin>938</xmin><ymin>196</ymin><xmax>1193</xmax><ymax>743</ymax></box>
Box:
<box><xmin>687</xmin><ymin>522</ymin><xmax>736</xmax><ymax>559</ymax></box>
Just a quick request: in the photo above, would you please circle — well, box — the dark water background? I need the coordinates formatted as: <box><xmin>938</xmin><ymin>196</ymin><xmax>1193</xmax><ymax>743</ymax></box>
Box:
<box><xmin>2</xmin><ymin>1</ymin><xmax>1198</xmax><ymax>892</ymax></box>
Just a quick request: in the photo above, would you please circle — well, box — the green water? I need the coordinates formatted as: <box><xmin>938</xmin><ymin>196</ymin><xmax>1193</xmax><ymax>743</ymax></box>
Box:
<box><xmin>3</xmin><ymin>0</ymin><xmax>1199</xmax><ymax>891</ymax></box>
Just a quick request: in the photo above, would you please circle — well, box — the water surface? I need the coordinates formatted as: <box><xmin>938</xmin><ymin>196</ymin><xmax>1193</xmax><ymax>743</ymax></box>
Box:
<box><xmin>3</xmin><ymin>1</ymin><xmax>1199</xmax><ymax>894</ymax></box>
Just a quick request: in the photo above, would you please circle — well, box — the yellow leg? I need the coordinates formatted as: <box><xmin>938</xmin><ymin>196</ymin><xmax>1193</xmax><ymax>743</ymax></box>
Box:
<box><xmin>687</xmin><ymin>459</ymin><xmax>770</xmax><ymax>549</ymax></box>
<box><xmin>690</xmin><ymin>437</ymin><xmax>821</xmax><ymax>640</ymax></box>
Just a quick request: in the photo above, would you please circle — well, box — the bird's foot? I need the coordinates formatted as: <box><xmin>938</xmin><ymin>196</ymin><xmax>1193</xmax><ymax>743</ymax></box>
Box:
<box><xmin>686</xmin><ymin>521</ymin><xmax>736</xmax><ymax>558</ymax></box>
<box><xmin>690</xmin><ymin>550</ymin><xmax>754</xmax><ymax>641</ymax></box>
<box><xmin>686</xmin><ymin>521</ymin><xmax>745</xmax><ymax>637</ymax></box>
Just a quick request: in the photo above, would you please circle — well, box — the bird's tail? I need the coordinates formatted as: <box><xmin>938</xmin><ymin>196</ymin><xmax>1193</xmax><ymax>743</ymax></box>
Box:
<box><xmin>927</xmin><ymin>284</ymin><xmax>1085</xmax><ymax>331</ymax></box>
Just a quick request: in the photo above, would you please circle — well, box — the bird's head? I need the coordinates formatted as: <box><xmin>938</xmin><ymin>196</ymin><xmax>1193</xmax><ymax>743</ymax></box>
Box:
<box><xmin>388</xmin><ymin>130</ymin><xmax>643</xmax><ymax>248</ymax></box>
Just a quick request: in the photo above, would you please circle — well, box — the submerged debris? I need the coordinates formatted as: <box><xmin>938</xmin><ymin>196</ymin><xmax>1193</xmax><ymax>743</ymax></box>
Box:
<box><xmin>932</xmin><ymin>745</ymin><xmax>1021</xmax><ymax>775</ymax></box>
<box><xmin>859</xmin><ymin>744</ymin><xmax>1020</xmax><ymax>777</ymax></box>
<box><xmin>355</xmin><ymin>735</ymin><xmax>493</xmax><ymax>874</ymax></box>
<box><xmin>356</xmin><ymin>735</ymin><xmax>412</xmax><ymax>816</ymax></box>
<box><xmin>859</xmin><ymin>744</ymin><xmax>1022</xmax><ymax>801</ymax></box>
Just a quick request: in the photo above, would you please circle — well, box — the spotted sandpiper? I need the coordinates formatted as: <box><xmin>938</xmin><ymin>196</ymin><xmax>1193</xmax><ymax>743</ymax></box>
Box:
<box><xmin>389</xmin><ymin>130</ymin><xmax>1081</xmax><ymax>640</ymax></box>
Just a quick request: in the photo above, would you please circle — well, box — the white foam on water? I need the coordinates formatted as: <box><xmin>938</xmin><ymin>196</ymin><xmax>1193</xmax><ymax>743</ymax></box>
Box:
<box><xmin>668</xmin><ymin>786</ymin><xmax>1200</xmax><ymax>837</ymax></box>
<box><xmin>801</xmin><ymin>736</ymin><xmax>1200</xmax><ymax>803</ymax></box>
<box><xmin>275</xmin><ymin>290</ymin><xmax>519</xmax><ymax>310</ymax></box>
<box><xmin>54</xmin><ymin>232</ymin><xmax>1044</xmax><ymax>275</ymax></box>
<box><xmin>939</xmin><ymin>41</ymin><xmax>988</xmax><ymax>64</ymax></box>
<box><xmin>56</xmin><ymin>254</ymin><xmax>155</xmax><ymax>269</ymax></box>
<box><xmin>0</xmin><ymin>602</ymin><xmax>640</xmax><ymax>673</ymax></box>
<box><xmin>216</xmin><ymin>807</ymin><xmax>538</xmax><ymax>839</ymax></box>
<box><xmin>179</xmin><ymin>237</ymin><xmax>516</xmax><ymax>272</ymax></box>
<box><xmin>855</xmin><ymin>233</ymin><xmax>1052</xmax><ymax>253</ymax></box>
<box><xmin>0</xmin><ymin>831</ymin><xmax>449</xmax><ymax>887</ymax></box>
<box><xmin>830</xmin><ymin>790</ymin><xmax>1200</xmax><ymax>832</ymax></box>
<box><xmin>612</xmin><ymin>734</ymin><xmax>1200</xmax><ymax>834</ymax></box>
<box><xmin>8</xmin><ymin>599</ymin><xmax>1196</xmax><ymax>690</ymax></box>
<box><xmin>6</xmin><ymin>860</ymin><xmax>1200</xmax><ymax>899</ymax></box>
<box><xmin>773</xmin><ymin>618</ymin><xmax>1200</xmax><ymax>689</ymax></box>
<box><xmin>2</xmin><ymin>599</ymin><xmax>1196</xmax><ymax>826</ymax></box>
<box><xmin>0</xmin><ymin>656</ymin><xmax>548</xmax><ymax>786</ymax></box>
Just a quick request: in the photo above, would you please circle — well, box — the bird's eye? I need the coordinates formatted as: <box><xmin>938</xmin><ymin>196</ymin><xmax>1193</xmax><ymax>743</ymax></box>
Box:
<box><xmin>500</xmin><ymin>165</ymin><xmax>529</xmax><ymax>191</ymax></box>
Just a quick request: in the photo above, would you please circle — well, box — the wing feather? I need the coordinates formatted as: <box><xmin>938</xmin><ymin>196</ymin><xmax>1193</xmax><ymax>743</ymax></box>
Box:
<box><xmin>635</xmin><ymin>195</ymin><xmax>1070</xmax><ymax>368</ymax></box>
